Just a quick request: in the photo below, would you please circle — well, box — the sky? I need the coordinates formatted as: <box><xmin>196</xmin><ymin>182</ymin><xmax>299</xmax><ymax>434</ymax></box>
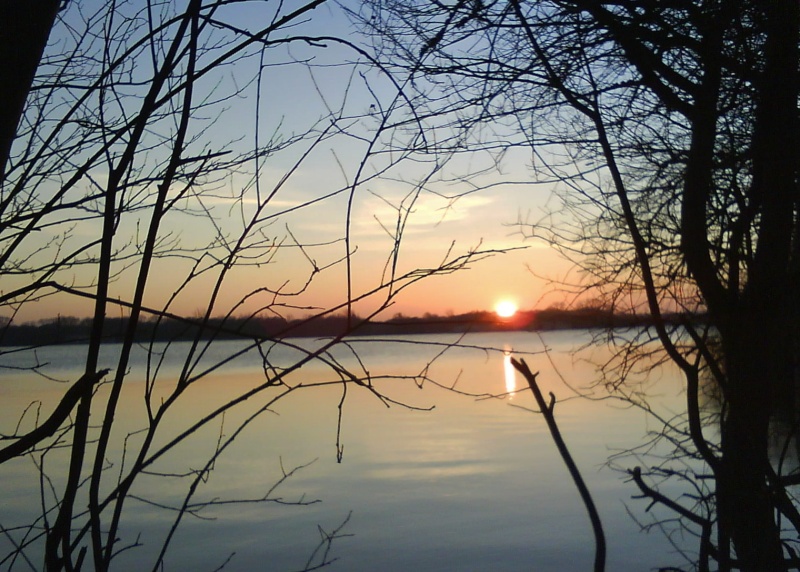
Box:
<box><xmin>11</xmin><ymin>0</ymin><xmax>579</xmax><ymax>323</ymax></box>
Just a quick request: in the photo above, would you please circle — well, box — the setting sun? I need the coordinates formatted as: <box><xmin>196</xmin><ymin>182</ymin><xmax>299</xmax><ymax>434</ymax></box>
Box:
<box><xmin>495</xmin><ymin>299</ymin><xmax>518</xmax><ymax>318</ymax></box>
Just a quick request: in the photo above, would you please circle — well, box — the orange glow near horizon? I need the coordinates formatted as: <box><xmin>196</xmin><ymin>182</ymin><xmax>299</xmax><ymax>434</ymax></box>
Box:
<box><xmin>494</xmin><ymin>299</ymin><xmax>518</xmax><ymax>318</ymax></box>
<box><xmin>8</xmin><ymin>247</ymin><xmax>570</xmax><ymax>323</ymax></box>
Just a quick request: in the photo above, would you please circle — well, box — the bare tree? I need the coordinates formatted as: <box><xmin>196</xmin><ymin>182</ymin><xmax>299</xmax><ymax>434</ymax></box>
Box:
<box><xmin>0</xmin><ymin>1</ymin><xmax>504</xmax><ymax>570</ymax></box>
<box><xmin>355</xmin><ymin>1</ymin><xmax>800</xmax><ymax>570</ymax></box>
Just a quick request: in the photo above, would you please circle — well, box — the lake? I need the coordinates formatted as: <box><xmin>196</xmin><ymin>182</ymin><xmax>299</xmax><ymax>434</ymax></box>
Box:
<box><xmin>0</xmin><ymin>330</ymin><xmax>693</xmax><ymax>571</ymax></box>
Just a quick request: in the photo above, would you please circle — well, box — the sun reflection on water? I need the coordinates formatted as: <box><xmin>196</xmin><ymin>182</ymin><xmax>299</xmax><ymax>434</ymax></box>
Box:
<box><xmin>503</xmin><ymin>346</ymin><xmax>517</xmax><ymax>397</ymax></box>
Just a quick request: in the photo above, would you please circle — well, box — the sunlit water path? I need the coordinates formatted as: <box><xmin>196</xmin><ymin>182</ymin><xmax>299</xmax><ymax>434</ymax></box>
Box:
<box><xmin>1</xmin><ymin>331</ymin><xmax>690</xmax><ymax>571</ymax></box>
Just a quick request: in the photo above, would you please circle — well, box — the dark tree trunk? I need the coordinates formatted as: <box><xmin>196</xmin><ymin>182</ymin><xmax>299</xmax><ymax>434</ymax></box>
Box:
<box><xmin>717</xmin><ymin>322</ymin><xmax>789</xmax><ymax>571</ymax></box>
<box><xmin>0</xmin><ymin>0</ymin><xmax>62</xmax><ymax>183</ymax></box>
<box><xmin>708</xmin><ymin>1</ymin><xmax>799</xmax><ymax>569</ymax></box>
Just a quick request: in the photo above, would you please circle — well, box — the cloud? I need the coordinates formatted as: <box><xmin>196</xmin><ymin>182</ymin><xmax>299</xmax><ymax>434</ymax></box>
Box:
<box><xmin>354</xmin><ymin>192</ymin><xmax>495</xmax><ymax>234</ymax></box>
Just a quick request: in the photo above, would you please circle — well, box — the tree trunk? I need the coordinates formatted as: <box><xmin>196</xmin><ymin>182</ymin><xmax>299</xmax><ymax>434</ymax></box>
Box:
<box><xmin>690</xmin><ymin>1</ymin><xmax>799</xmax><ymax>567</ymax></box>
<box><xmin>0</xmin><ymin>0</ymin><xmax>62</xmax><ymax>182</ymax></box>
<box><xmin>717</xmin><ymin>318</ymin><xmax>789</xmax><ymax>571</ymax></box>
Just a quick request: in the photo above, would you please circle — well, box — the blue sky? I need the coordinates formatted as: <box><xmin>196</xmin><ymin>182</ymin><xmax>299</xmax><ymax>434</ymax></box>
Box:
<box><xmin>12</xmin><ymin>0</ymin><xmax>572</xmax><ymax>322</ymax></box>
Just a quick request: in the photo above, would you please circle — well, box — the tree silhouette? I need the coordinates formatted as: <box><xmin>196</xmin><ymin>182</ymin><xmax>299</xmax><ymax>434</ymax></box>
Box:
<box><xmin>0</xmin><ymin>1</ymin><xmax>501</xmax><ymax>569</ymax></box>
<box><xmin>357</xmin><ymin>1</ymin><xmax>800</xmax><ymax>569</ymax></box>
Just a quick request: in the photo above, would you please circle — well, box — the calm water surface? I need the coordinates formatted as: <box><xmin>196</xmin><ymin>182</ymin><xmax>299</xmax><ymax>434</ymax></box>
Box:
<box><xmin>0</xmin><ymin>331</ymin><xmax>691</xmax><ymax>571</ymax></box>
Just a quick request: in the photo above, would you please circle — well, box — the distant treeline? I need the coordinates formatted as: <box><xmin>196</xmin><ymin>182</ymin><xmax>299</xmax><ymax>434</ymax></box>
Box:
<box><xmin>358</xmin><ymin>308</ymin><xmax>697</xmax><ymax>336</ymax></box>
<box><xmin>0</xmin><ymin>308</ymin><xmax>699</xmax><ymax>347</ymax></box>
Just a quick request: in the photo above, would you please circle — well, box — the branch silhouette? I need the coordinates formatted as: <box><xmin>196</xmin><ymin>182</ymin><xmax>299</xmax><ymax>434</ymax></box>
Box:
<box><xmin>511</xmin><ymin>357</ymin><xmax>606</xmax><ymax>572</ymax></box>
<box><xmin>0</xmin><ymin>368</ymin><xmax>109</xmax><ymax>463</ymax></box>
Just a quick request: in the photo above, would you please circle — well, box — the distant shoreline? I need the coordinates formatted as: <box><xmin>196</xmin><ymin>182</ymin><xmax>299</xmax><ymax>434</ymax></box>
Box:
<box><xmin>0</xmin><ymin>309</ymin><xmax>702</xmax><ymax>347</ymax></box>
